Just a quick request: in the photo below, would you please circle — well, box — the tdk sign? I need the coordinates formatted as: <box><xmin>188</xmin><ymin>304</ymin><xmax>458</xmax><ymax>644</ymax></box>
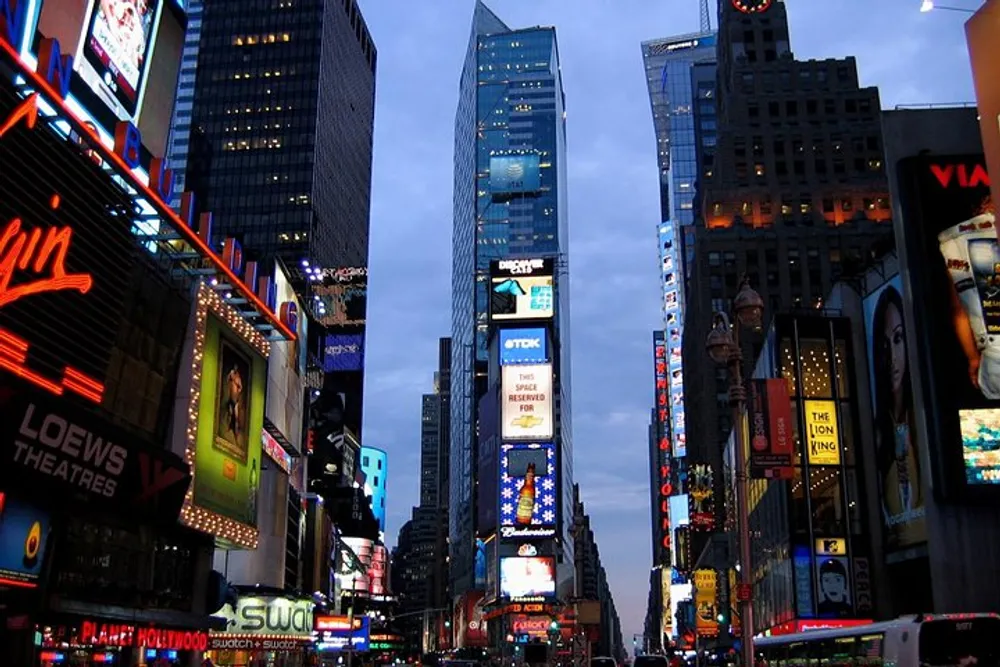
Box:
<box><xmin>499</xmin><ymin>328</ymin><xmax>548</xmax><ymax>366</ymax></box>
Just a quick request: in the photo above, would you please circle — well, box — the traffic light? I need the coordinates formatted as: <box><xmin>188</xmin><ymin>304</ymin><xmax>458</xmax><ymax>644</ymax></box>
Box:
<box><xmin>445</xmin><ymin>621</ymin><xmax>451</xmax><ymax>628</ymax></box>
<box><xmin>549</xmin><ymin>621</ymin><xmax>559</xmax><ymax>631</ymax></box>
<box><xmin>716</xmin><ymin>612</ymin><xmax>727</xmax><ymax>624</ymax></box>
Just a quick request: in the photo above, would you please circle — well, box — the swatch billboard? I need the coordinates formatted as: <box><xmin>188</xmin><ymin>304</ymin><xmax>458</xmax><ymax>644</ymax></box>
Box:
<box><xmin>863</xmin><ymin>275</ymin><xmax>927</xmax><ymax>551</ymax></box>
<box><xmin>895</xmin><ymin>155</ymin><xmax>1000</xmax><ymax>497</ymax></box>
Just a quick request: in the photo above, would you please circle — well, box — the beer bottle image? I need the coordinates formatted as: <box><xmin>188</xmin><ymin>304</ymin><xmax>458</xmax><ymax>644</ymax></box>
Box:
<box><xmin>248</xmin><ymin>458</ymin><xmax>258</xmax><ymax>522</ymax></box>
<box><xmin>515</xmin><ymin>463</ymin><xmax>537</xmax><ymax>525</ymax></box>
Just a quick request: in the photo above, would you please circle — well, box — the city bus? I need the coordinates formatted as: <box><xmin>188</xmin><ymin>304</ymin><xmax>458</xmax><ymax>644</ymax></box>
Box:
<box><xmin>754</xmin><ymin>613</ymin><xmax>1000</xmax><ymax>667</ymax></box>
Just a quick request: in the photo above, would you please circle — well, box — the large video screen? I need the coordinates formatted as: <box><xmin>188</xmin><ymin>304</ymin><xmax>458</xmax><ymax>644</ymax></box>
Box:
<box><xmin>500</xmin><ymin>443</ymin><xmax>557</xmax><ymax>532</ymax></box>
<box><xmin>499</xmin><ymin>556</ymin><xmax>556</xmax><ymax>599</ymax></box>
<box><xmin>896</xmin><ymin>155</ymin><xmax>1000</xmax><ymax>495</ymax></box>
<box><xmin>28</xmin><ymin>0</ymin><xmax>187</xmax><ymax>157</ymax></box>
<box><xmin>489</xmin><ymin>258</ymin><xmax>555</xmax><ymax>322</ymax></box>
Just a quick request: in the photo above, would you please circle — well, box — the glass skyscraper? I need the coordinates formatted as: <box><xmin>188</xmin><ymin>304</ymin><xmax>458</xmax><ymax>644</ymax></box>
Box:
<box><xmin>166</xmin><ymin>0</ymin><xmax>202</xmax><ymax>209</ymax></box>
<box><xmin>451</xmin><ymin>1</ymin><xmax>573</xmax><ymax>595</ymax></box>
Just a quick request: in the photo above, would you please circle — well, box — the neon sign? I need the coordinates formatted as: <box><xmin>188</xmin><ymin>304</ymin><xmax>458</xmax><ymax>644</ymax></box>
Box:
<box><xmin>653</xmin><ymin>332</ymin><xmax>672</xmax><ymax>563</ymax></box>
<box><xmin>77</xmin><ymin>620</ymin><xmax>209</xmax><ymax>651</ymax></box>
<box><xmin>0</xmin><ymin>21</ymin><xmax>294</xmax><ymax>340</ymax></box>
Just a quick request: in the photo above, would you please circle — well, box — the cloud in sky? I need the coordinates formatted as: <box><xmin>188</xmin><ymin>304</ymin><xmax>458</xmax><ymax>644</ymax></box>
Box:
<box><xmin>358</xmin><ymin>0</ymin><xmax>975</xmax><ymax>646</ymax></box>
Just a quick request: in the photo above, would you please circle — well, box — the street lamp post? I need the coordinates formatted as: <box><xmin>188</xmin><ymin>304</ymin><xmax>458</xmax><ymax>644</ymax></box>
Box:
<box><xmin>920</xmin><ymin>0</ymin><xmax>976</xmax><ymax>12</ymax></box>
<box><xmin>705</xmin><ymin>276</ymin><xmax>764</xmax><ymax>667</ymax></box>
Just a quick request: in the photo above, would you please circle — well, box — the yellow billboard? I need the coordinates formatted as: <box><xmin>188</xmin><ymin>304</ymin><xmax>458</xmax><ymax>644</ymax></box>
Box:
<box><xmin>694</xmin><ymin>569</ymin><xmax>718</xmax><ymax>638</ymax></box>
<box><xmin>804</xmin><ymin>400</ymin><xmax>841</xmax><ymax>465</ymax></box>
<box><xmin>660</xmin><ymin>567</ymin><xmax>672</xmax><ymax>640</ymax></box>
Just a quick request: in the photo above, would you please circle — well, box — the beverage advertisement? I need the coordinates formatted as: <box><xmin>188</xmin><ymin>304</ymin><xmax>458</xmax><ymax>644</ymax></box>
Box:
<box><xmin>895</xmin><ymin>155</ymin><xmax>1000</xmax><ymax>495</ymax></box>
<box><xmin>499</xmin><ymin>556</ymin><xmax>556</xmax><ymax>599</ymax></box>
<box><xmin>501</xmin><ymin>364</ymin><xmax>554</xmax><ymax>441</ymax></box>
<box><xmin>499</xmin><ymin>443</ymin><xmax>557</xmax><ymax>538</ymax></box>
<box><xmin>0</xmin><ymin>493</ymin><xmax>50</xmax><ymax>588</ymax></box>
<box><xmin>193</xmin><ymin>314</ymin><xmax>266</xmax><ymax>528</ymax></box>
<box><xmin>693</xmin><ymin>569</ymin><xmax>718</xmax><ymax>637</ymax></box>
<box><xmin>863</xmin><ymin>276</ymin><xmax>927</xmax><ymax>550</ymax></box>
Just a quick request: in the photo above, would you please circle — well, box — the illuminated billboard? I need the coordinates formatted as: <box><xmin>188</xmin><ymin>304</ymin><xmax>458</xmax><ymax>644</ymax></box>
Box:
<box><xmin>499</xmin><ymin>328</ymin><xmax>548</xmax><ymax>366</ymax></box>
<box><xmin>501</xmin><ymin>364</ymin><xmax>554</xmax><ymax>441</ymax></box>
<box><xmin>175</xmin><ymin>282</ymin><xmax>268</xmax><ymax>548</ymax></box>
<box><xmin>804</xmin><ymin>400</ymin><xmax>841</xmax><ymax>466</ymax></box>
<box><xmin>489</xmin><ymin>259</ymin><xmax>555</xmax><ymax>322</ymax></box>
<box><xmin>0</xmin><ymin>493</ymin><xmax>50</xmax><ymax>589</ymax></box>
<box><xmin>863</xmin><ymin>276</ymin><xmax>927</xmax><ymax>550</ymax></box>
<box><xmin>324</xmin><ymin>334</ymin><xmax>365</xmax><ymax>372</ymax></box>
<box><xmin>266</xmin><ymin>263</ymin><xmax>305</xmax><ymax>451</ymax></box>
<box><xmin>359</xmin><ymin>446</ymin><xmax>387</xmax><ymax>533</ymax></box>
<box><xmin>693</xmin><ymin>569</ymin><xmax>718</xmax><ymax>637</ymax></box>
<box><xmin>500</xmin><ymin>443</ymin><xmax>557</xmax><ymax>539</ymax></box>
<box><xmin>336</xmin><ymin>536</ymin><xmax>374</xmax><ymax>597</ymax></box>
<box><xmin>16</xmin><ymin>0</ymin><xmax>187</xmax><ymax>159</ymax></box>
<box><xmin>315</xmin><ymin>267</ymin><xmax>368</xmax><ymax>327</ymax></box>
<box><xmin>490</xmin><ymin>154</ymin><xmax>541</xmax><ymax>196</ymax></box>
<box><xmin>652</xmin><ymin>332</ymin><xmax>672</xmax><ymax>565</ymax></box>
<box><xmin>659</xmin><ymin>223</ymin><xmax>687</xmax><ymax>458</ymax></box>
<box><xmin>499</xmin><ymin>556</ymin><xmax>556</xmax><ymax>600</ymax></box>
<box><xmin>895</xmin><ymin>155</ymin><xmax>1000</xmax><ymax>497</ymax></box>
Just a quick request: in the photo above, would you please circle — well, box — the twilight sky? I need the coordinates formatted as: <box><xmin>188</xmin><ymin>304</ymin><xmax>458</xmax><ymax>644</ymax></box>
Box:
<box><xmin>357</xmin><ymin>0</ymin><xmax>978</xmax><ymax>646</ymax></box>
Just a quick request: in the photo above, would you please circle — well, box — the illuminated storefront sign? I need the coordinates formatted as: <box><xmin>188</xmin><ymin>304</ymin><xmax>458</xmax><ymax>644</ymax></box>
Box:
<box><xmin>213</xmin><ymin>596</ymin><xmax>313</xmax><ymax>638</ymax></box>
<box><xmin>653</xmin><ymin>332</ymin><xmax>672</xmax><ymax>564</ymax></box>
<box><xmin>76</xmin><ymin>620</ymin><xmax>208</xmax><ymax>651</ymax></box>
<box><xmin>804</xmin><ymin>400</ymin><xmax>841</xmax><ymax>466</ymax></box>
<box><xmin>262</xmin><ymin>429</ymin><xmax>292</xmax><ymax>474</ymax></box>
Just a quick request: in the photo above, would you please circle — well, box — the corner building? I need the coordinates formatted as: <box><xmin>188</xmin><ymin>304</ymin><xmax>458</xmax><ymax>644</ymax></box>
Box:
<box><xmin>681</xmin><ymin>0</ymin><xmax>893</xmax><ymax>576</ymax></box>
<box><xmin>451</xmin><ymin>1</ymin><xmax>573</xmax><ymax>599</ymax></box>
<box><xmin>184</xmin><ymin>0</ymin><xmax>376</xmax><ymax>269</ymax></box>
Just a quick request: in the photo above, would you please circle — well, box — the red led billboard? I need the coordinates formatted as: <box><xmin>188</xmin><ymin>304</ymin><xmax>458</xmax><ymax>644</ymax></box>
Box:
<box><xmin>653</xmin><ymin>331</ymin><xmax>672</xmax><ymax>565</ymax></box>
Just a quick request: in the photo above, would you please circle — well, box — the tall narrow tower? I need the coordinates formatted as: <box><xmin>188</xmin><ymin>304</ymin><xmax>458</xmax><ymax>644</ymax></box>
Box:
<box><xmin>700</xmin><ymin>0</ymin><xmax>712</xmax><ymax>31</ymax></box>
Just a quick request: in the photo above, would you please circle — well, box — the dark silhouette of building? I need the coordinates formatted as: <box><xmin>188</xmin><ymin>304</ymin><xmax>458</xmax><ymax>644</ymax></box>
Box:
<box><xmin>681</xmin><ymin>0</ymin><xmax>893</xmax><ymax>587</ymax></box>
<box><xmin>183</xmin><ymin>0</ymin><xmax>376</xmax><ymax>270</ymax></box>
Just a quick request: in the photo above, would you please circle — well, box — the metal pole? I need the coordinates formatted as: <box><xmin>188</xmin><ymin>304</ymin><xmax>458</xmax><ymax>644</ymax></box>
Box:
<box><xmin>347</xmin><ymin>578</ymin><xmax>356</xmax><ymax>667</ymax></box>
<box><xmin>729</xmin><ymin>323</ymin><xmax>754</xmax><ymax>667</ymax></box>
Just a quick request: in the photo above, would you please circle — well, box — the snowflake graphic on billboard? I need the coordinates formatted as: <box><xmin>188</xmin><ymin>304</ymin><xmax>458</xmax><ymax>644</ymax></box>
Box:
<box><xmin>500</xmin><ymin>443</ymin><xmax>557</xmax><ymax>528</ymax></box>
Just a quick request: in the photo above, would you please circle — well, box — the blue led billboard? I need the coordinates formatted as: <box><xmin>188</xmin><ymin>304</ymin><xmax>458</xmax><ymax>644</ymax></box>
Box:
<box><xmin>490</xmin><ymin>154</ymin><xmax>541</xmax><ymax>196</ymax></box>
<box><xmin>499</xmin><ymin>328</ymin><xmax>548</xmax><ymax>366</ymax></box>
<box><xmin>324</xmin><ymin>334</ymin><xmax>365</xmax><ymax>372</ymax></box>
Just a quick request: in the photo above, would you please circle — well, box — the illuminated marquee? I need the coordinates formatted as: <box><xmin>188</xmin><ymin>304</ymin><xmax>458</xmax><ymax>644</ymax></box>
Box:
<box><xmin>653</xmin><ymin>332</ymin><xmax>672</xmax><ymax>564</ymax></box>
<box><xmin>76</xmin><ymin>620</ymin><xmax>208</xmax><ymax>651</ymax></box>
<box><xmin>0</xmin><ymin>21</ymin><xmax>294</xmax><ymax>341</ymax></box>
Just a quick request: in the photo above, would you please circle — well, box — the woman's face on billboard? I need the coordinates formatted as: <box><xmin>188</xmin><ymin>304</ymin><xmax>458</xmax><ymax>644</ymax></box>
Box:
<box><xmin>883</xmin><ymin>300</ymin><xmax>906</xmax><ymax>394</ymax></box>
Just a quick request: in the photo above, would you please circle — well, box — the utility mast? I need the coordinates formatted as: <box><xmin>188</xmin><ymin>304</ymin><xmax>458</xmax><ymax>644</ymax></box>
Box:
<box><xmin>700</xmin><ymin>0</ymin><xmax>711</xmax><ymax>31</ymax></box>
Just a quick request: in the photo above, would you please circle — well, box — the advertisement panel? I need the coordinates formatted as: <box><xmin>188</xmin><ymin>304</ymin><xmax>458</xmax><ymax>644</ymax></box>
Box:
<box><xmin>190</xmin><ymin>312</ymin><xmax>266</xmax><ymax>529</ymax></box>
<box><xmin>896</xmin><ymin>155</ymin><xmax>999</xmax><ymax>496</ymax></box>
<box><xmin>456</xmin><ymin>590</ymin><xmax>488</xmax><ymax>647</ymax></box>
<box><xmin>212</xmin><ymin>596</ymin><xmax>313</xmax><ymax>640</ymax></box>
<box><xmin>336</xmin><ymin>536</ymin><xmax>374</xmax><ymax>597</ymax></box>
<box><xmin>324</xmin><ymin>334</ymin><xmax>365</xmax><ymax>373</ymax></box>
<box><xmin>815</xmin><ymin>555</ymin><xmax>854</xmax><ymax>618</ymax></box>
<box><xmin>659</xmin><ymin>223</ymin><xmax>687</xmax><ymax>458</ymax></box>
<box><xmin>0</xmin><ymin>493</ymin><xmax>50</xmax><ymax>588</ymax></box>
<box><xmin>314</xmin><ymin>615</ymin><xmax>371</xmax><ymax>653</ymax></box>
<box><xmin>20</xmin><ymin>0</ymin><xmax>187</xmax><ymax>158</ymax></box>
<box><xmin>370</xmin><ymin>544</ymin><xmax>389</xmax><ymax>596</ymax></box>
<box><xmin>489</xmin><ymin>259</ymin><xmax>555</xmax><ymax>322</ymax></box>
<box><xmin>267</xmin><ymin>263</ymin><xmax>306</xmax><ymax>450</ymax></box>
<box><xmin>653</xmin><ymin>331</ymin><xmax>673</xmax><ymax>565</ymax></box>
<box><xmin>315</xmin><ymin>267</ymin><xmax>368</xmax><ymax>328</ymax></box>
<box><xmin>499</xmin><ymin>328</ymin><xmax>548</xmax><ymax>366</ymax></box>
<box><xmin>748</xmin><ymin>379</ymin><xmax>794</xmax><ymax>477</ymax></box>
<box><xmin>500</xmin><ymin>442</ymin><xmax>557</xmax><ymax>539</ymax></box>
<box><xmin>310</xmin><ymin>369</ymin><xmax>365</xmax><ymax>488</ymax></box>
<box><xmin>804</xmin><ymin>400</ymin><xmax>841</xmax><ymax>466</ymax></box>
<box><xmin>477</xmin><ymin>387</ymin><xmax>500</xmax><ymax>534</ymax></box>
<box><xmin>863</xmin><ymin>275</ymin><xmax>927</xmax><ymax>551</ymax></box>
<box><xmin>688</xmin><ymin>464</ymin><xmax>715</xmax><ymax>530</ymax></box>
<box><xmin>793</xmin><ymin>544</ymin><xmax>815</xmax><ymax>618</ymax></box>
<box><xmin>489</xmin><ymin>154</ymin><xmax>541</xmax><ymax>196</ymax></box>
<box><xmin>499</xmin><ymin>556</ymin><xmax>556</xmax><ymax>600</ymax></box>
<box><xmin>660</xmin><ymin>567</ymin><xmax>672</xmax><ymax>640</ymax></box>
<box><xmin>359</xmin><ymin>446</ymin><xmax>387</xmax><ymax>533</ymax></box>
<box><xmin>693</xmin><ymin>569</ymin><xmax>718</xmax><ymax>637</ymax></box>
<box><xmin>501</xmin><ymin>365</ymin><xmax>554</xmax><ymax>441</ymax></box>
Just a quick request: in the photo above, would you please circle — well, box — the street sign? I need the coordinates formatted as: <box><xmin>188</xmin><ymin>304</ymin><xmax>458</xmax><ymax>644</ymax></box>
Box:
<box><xmin>736</xmin><ymin>584</ymin><xmax>752</xmax><ymax>602</ymax></box>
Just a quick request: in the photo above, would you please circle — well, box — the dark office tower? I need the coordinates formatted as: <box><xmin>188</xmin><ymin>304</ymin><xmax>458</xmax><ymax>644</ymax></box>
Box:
<box><xmin>451</xmin><ymin>1</ymin><xmax>573</xmax><ymax>597</ymax></box>
<box><xmin>680</xmin><ymin>0</ymin><xmax>893</xmax><ymax>540</ymax></box>
<box><xmin>184</xmin><ymin>0</ymin><xmax>376</xmax><ymax>269</ymax></box>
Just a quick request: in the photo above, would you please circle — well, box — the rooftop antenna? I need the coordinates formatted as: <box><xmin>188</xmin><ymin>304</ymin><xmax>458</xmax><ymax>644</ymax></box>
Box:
<box><xmin>700</xmin><ymin>0</ymin><xmax>712</xmax><ymax>31</ymax></box>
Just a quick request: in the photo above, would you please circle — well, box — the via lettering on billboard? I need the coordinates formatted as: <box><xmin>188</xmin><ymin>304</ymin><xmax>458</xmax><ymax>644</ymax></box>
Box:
<box><xmin>896</xmin><ymin>155</ymin><xmax>1000</xmax><ymax>499</ymax></box>
<box><xmin>490</xmin><ymin>154</ymin><xmax>541</xmax><ymax>197</ymax></box>
<box><xmin>501</xmin><ymin>364</ymin><xmax>554</xmax><ymax>441</ymax></box>
<box><xmin>490</xmin><ymin>259</ymin><xmax>555</xmax><ymax>322</ymax></box>
<box><xmin>500</xmin><ymin>442</ymin><xmax>556</xmax><ymax>539</ymax></box>
<box><xmin>324</xmin><ymin>334</ymin><xmax>365</xmax><ymax>372</ymax></box>
<box><xmin>499</xmin><ymin>328</ymin><xmax>548</xmax><ymax>366</ymax></box>
<box><xmin>748</xmin><ymin>379</ymin><xmax>794</xmax><ymax>478</ymax></box>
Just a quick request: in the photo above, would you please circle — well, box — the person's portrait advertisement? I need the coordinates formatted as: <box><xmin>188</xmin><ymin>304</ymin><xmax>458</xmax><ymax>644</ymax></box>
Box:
<box><xmin>864</xmin><ymin>276</ymin><xmax>927</xmax><ymax>550</ymax></box>
<box><xmin>215</xmin><ymin>339</ymin><xmax>251</xmax><ymax>463</ymax></box>
<box><xmin>896</xmin><ymin>155</ymin><xmax>1000</xmax><ymax>494</ymax></box>
<box><xmin>815</xmin><ymin>556</ymin><xmax>853</xmax><ymax>618</ymax></box>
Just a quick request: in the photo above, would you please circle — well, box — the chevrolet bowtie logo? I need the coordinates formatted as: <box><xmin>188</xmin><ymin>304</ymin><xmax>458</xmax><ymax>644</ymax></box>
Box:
<box><xmin>510</xmin><ymin>415</ymin><xmax>543</xmax><ymax>429</ymax></box>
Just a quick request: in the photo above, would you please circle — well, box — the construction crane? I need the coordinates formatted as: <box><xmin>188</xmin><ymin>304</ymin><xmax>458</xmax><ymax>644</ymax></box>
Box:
<box><xmin>700</xmin><ymin>0</ymin><xmax>712</xmax><ymax>32</ymax></box>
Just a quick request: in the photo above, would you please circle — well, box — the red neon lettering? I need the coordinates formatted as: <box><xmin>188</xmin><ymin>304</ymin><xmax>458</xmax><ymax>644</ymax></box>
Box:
<box><xmin>931</xmin><ymin>163</ymin><xmax>991</xmax><ymax>188</ymax></box>
<box><xmin>0</xmin><ymin>218</ymin><xmax>93</xmax><ymax>308</ymax></box>
<box><xmin>0</xmin><ymin>93</ymin><xmax>38</xmax><ymax>138</ymax></box>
